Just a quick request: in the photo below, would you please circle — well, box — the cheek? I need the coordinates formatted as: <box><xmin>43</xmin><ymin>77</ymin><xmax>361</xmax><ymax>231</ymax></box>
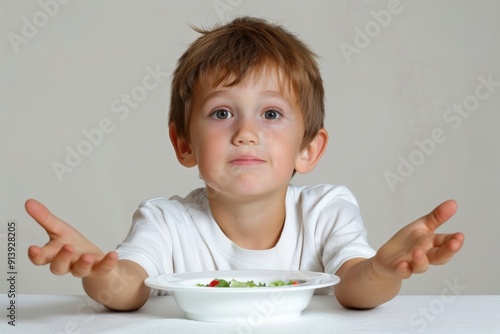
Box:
<box><xmin>278</xmin><ymin>144</ymin><xmax>301</xmax><ymax>166</ymax></box>
<box><xmin>195</xmin><ymin>141</ymin><xmax>233</xmax><ymax>191</ymax></box>
<box><xmin>265</xmin><ymin>134</ymin><xmax>302</xmax><ymax>168</ymax></box>
<box><xmin>193</xmin><ymin>131</ymin><xmax>224</xmax><ymax>164</ymax></box>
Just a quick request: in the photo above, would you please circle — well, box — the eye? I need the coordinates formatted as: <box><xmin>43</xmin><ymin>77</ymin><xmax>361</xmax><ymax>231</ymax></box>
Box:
<box><xmin>211</xmin><ymin>109</ymin><xmax>233</xmax><ymax>120</ymax></box>
<box><xmin>263</xmin><ymin>109</ymin><xmax>282</xmax><ymax>120</ymax></box>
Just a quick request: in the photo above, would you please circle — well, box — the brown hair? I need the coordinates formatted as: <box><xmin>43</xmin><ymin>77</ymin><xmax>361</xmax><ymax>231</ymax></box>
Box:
<box><xmin>168</xmin><ymin>16</ymin><xmax>325</xmax><ymax>148</ymax></box>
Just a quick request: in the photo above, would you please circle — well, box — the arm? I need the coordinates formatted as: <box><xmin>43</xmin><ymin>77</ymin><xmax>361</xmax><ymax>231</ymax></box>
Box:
<box><xmin>82</xmin><ymin>260</ymin><xmax>149</xmax><ymax>311</ymax></box>
<box><xmin>334</xmin><ymin>200</ymin><xmax>464</xmax><ymax>309</ymax></box>
<box><xmin>25</xmin><ymin>199</ymin><xmax>150</xmax><ymax>311</ymax></box>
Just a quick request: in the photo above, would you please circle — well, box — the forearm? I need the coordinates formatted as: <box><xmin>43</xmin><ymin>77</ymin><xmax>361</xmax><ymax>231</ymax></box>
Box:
<box><xmin>82</xmin><ymin>260</ymin><xmax>150</xmax><ymax>311</ymax></box>
<box><xmin>334</xmin><ymin>258</ymin><xmax>402</xmax><ymax>309</ymax></box>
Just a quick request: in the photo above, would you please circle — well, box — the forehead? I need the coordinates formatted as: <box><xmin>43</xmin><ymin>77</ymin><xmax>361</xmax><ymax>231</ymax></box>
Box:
<box><xmin>193</xmin><ymin>64</ymin><xmax>298</xmax><ymax>104</ymax></box>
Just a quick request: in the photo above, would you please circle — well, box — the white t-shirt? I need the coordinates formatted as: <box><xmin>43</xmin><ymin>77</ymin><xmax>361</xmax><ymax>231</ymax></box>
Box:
<box><xmin>116</xmin><ymin>184</ymin><xmax>375</xmax><ymax>281</ymax></box>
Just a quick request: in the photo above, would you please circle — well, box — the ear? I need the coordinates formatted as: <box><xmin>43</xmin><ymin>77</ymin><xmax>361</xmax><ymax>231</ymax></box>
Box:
<box><xmin>169</xmin><ymin>123</ymin><xmax>197</xmax><ymax>167</ymax></box>
<box><xmin>295</xmin><ymin>128</ymin><xmax>328</xmax><ymax>174</ymax></box>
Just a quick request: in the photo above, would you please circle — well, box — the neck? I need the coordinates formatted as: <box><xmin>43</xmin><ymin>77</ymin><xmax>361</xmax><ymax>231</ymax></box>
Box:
<box><xmin>207</xmin><ymin>186</ymin><xmax>288</xmax><ymax>250</ymax></box>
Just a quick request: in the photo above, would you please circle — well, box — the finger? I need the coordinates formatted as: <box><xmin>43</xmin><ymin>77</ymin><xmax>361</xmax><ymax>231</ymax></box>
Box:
<box><xmin>91</xmin><ymin>251</ymin><xmax>119</xmax><ymax>275</ymax></box>
<box><xmin>71</xmin><ymin>254</ymin><xmax>94</xmax><ymax>278</ymax></box>
<box><xmin>423</xmin><ymin>200</ymin><xmax>458</xmax><ymax>232</ymax></box>
<box><xmin>50</xmin><ymin>244</ymin><xmax>75</xmax><ymax>275</ymax></box>
<box><xmin>432</xmin><ymin>232</ymin><xmax>465</xmax><ymax>249</ymax></box>
<box><xmin>25</xmin><ymin>199</ymin><xmax>65</xmax><ymax>236</ymax></box>
<box><xmin>410</xmin><ymin>249</ymin><xmax>430</xmax><ymax>274</ymax></box>
<box><xmin>29</xmin><ymin>241</ymin><xmax>69</xmax><ymax>266</ymax></box>
<box><xmin>28</xmin><ymin>245</ymin><xmax>48</xmax><ymax>265</ymax></box>
<box><xmin>427</xmin><ymin>233</ymin><xmax>465</xmax><ymax>265</ymax></box>
<box><xmin>395</xmin><ymin>261</ymin><xmax>413</xmax><ymax>279</ymax></box>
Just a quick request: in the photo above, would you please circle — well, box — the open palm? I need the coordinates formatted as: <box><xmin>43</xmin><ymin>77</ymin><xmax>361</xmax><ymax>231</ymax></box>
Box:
<box><xmin>26</xmin><ymin>199</ymin><xmax>118</xmax><ymax>278</ymax></box>
<box><xmin>373</xmin><ymin>200</ymin><xmax>465</xmax><ymax>279</ymax></box>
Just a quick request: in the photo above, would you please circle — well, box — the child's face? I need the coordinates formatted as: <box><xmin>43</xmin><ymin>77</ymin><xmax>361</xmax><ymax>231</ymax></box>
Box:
<box><xmin>185</xmin><ymin>68</ymin><xmax>306</xmax><ymax>200</ymax></box>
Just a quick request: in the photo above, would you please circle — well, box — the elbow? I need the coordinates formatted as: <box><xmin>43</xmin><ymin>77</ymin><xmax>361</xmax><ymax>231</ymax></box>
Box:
<box><xmin>104</xmin><ymin>301</ymin><xmax>146</xmax><ymax>312</ymax></box>
<box><xmin>83</xmin><ymin>281</ymin><xmax>151</xmax><ymax>312</ymax></box>
<box><xmin>335</xmin><ymin>293</ymin><xmax>379</xmax><ymax>310</ymax></box>
<box><xmin>98</xmin><ymin>292</ymin><xmax>150</xmax><ymax>312</ymax></box>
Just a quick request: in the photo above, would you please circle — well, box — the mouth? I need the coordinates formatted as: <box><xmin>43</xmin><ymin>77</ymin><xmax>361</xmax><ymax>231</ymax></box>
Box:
<box><xmin>229</xmin><ymin>155</ymin><xmax>266</xmax><ymax>166</ymax></box>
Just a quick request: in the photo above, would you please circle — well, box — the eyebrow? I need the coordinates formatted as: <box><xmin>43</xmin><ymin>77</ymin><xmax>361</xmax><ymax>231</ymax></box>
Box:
<box><xmin>201</xmin><ymin>89</ymin><xmax>290</xmax><ymax>106</ymax></box>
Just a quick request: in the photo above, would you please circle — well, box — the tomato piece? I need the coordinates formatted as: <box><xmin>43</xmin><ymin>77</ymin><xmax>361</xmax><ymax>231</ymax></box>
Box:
<box><xmin>209</xmin><ymin>279</ymin><xmax>220</xmax><ymax>287</ymax></box>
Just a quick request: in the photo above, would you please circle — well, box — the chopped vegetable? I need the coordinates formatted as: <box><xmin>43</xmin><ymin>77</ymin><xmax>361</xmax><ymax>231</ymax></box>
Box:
<box><xmin>269</xmin><ymin>279</ymin><xmax>297</xmax><ymax>287</ymax></box>
<box><xmin>209</xmin><ymin>279</ymin><xmax>221</xmax><ymax>287</ymax></box>
<box><xmin>196</xmin><ymin>278</ymin><xmax>299</xmax><ymax>287</ymax></box>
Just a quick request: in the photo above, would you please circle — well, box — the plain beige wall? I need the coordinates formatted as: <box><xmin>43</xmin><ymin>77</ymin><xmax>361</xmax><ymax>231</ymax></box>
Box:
<box><xmin>1</xmin><ymin>0</ymin><xmax>499</xmax><ymax>296</ymax></box>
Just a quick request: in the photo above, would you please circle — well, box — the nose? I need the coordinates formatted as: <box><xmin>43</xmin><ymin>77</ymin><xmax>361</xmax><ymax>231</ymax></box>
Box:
<box><xmin>232</xmin><ymin>119</ymin><xmax>260</xmax><ymax>146</ymax></box>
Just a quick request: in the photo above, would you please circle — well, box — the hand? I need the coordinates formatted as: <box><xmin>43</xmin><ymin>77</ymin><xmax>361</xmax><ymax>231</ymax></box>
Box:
<box><xmin>373</xmin><ymin>200</ymin><xmax>464</xmax><ymax>280</ymax></box>
<box><xmin>25</xmin><ymin>199</ymin><xmax>118</xmax><ymax>278</ymax></box>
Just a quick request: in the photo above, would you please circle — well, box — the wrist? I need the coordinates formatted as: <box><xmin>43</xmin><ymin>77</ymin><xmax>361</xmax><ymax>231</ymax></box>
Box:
<box><xmin>369</xmin><ymin>256</ymin><xmax>403</xmax><ymax>284</ymax></box>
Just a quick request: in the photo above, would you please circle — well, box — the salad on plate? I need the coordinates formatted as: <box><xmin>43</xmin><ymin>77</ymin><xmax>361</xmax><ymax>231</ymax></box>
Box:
<box><xmin>196</xmin><ymin>278</ymin><xmax>299</xmax><ymax>288</ymax></box>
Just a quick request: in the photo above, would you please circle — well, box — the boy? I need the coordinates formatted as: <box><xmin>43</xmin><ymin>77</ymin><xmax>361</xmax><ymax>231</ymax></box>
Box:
<box><xmin>25</xmin><ymin>16</ymin><xmax>464</xmax><ymax>311</ymax></box>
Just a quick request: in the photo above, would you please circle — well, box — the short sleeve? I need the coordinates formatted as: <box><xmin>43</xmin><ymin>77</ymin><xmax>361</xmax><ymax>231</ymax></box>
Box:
<box><xmin>320</xmin><ymin>195</ymin><xmax>376</xmax><ymax>275</ymax></box>
<box><xmin>115</xmin><ymin>199</ymin><xmax>174</xmax><ymax>278</ymax></box>
<box><xmin>300</xmin><ymin>185</ymin><xmax>376</xmax><ymax>275</ymax></box>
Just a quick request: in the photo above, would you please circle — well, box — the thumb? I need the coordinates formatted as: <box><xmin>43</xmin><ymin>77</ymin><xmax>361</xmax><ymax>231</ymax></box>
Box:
<box><xmin>423</xmin><ymin>199</ymin><xmax>458</xmax><ymax>232</ymax></box>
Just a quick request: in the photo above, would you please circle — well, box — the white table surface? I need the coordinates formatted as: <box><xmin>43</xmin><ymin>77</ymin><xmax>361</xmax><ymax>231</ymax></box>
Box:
<box><xmin>1</xmin><ymin>294</ymin><xmax>499</xmax><ymax>333</ymax></box>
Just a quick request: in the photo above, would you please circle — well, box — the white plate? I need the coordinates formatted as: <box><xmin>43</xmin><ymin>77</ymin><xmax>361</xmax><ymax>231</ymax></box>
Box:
<box><xmin>145</xmin><ymin>270</ymin><xmax>340</xmax><ymax>323</ymax></box>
